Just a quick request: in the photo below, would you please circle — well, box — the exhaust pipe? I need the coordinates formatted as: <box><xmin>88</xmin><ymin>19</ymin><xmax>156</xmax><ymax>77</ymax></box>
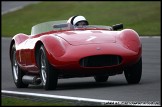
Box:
<box><xmin>22</xmin><ymin>75</ymin><xmax>41</xmax><ymax>85</ymax></box>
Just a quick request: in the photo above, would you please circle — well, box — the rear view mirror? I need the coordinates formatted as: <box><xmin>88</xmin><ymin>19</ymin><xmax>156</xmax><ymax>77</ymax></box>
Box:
<box><xmin>112</xmin><ymin>24</ymin><xmax>123</xmax><ymax>30</ymax></box>
<box><xmin>53</xmin><ymin>23</ymin><xmax>68</xmax><ymax>28</ymax></box>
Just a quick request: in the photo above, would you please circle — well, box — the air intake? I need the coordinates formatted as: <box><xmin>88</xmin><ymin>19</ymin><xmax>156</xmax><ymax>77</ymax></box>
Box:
<box><xmin>80</xmin><ymin>55</ymin><xmax>122</xmax><ymax>67</ymax></box>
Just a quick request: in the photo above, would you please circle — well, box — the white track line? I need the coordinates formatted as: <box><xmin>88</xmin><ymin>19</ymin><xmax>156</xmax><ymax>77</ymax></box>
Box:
<box><xmin>1</xmin><ymin>90</ymin><xmax>160</xmax><ymax>106</ymax></box>
<box><xmin>2</xmin><ymin>2</ymin><xmax>40</xmax><ymax>15</ymax></box>
<box><xmin>2</xmin><ymin>6</ymin><xmax>24</xmax><ymax>15</ymax></box>
<box><xmin>1</xmin><ymin>90</ymin><xmax>114</xmax><ymax>103</ymax></box>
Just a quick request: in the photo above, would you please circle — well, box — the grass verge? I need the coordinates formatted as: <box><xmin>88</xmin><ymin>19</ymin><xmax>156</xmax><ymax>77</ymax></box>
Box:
<box><xmin>2</xmin><ymin>1</ymin><xmax>161</xmax><ymax>37</ymax></box>
<box><xmin>1</xmin><ymin>96</ymin><xmax>73</xmax><ymax>106</ymax></box>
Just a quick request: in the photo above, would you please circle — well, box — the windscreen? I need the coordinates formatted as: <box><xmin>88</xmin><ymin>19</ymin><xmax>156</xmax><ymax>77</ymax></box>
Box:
<box><xmin>31</xmin><ymin>20</ymin><xmax>68</xmax><ymax>35</ymax></box>
<box><xmin>31</xmin><ymin>20</ymin><xmax>112</xmax><ymax>36</ymax></box>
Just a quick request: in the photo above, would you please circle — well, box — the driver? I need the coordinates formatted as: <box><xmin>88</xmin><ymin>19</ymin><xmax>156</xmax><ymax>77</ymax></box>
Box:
<box><xmin>67</xmin><ymin>15</ymin><xmax>89</xmax><ymax>27</ymax></box>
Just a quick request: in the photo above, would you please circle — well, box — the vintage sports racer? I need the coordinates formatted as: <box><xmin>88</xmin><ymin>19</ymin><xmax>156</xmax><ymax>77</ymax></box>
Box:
<box><xmin>10</xmin><ymin>20</ymin><xmax>142</xmax><ymax>90</ymax></box>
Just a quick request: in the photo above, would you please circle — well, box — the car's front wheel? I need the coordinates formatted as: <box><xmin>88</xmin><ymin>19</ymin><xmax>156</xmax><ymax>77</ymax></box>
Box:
<box><xmin>11</xmin><ymin>44</ymin><xmax>28</xmax><ymax>88</ymax></box>
<box><xmin>39</xmin><ymin>45</ymin><xmax>58</xmax><ymax>90</ymax></box>
<box><xmin>124</xmin><ymin>57</ymin><xmax>142</xmax><ymax>84</ymax></box>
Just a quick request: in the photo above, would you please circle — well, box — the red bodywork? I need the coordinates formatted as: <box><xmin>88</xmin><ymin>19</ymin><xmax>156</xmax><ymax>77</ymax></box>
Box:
<box><xmin>10</xmin><ymin>28</ymin><xmax>142</xmax><ymax>78</ymax></box>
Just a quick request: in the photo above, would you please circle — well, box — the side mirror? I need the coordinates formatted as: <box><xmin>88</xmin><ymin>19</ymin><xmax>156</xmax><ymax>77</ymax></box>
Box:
<box><xmin>112</xmin><ymin>23</ymin><xmax>123</xmax><ymax>30</ymax></box>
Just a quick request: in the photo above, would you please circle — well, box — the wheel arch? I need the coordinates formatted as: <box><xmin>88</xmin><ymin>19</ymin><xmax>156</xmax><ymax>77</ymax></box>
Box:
<box><xmin>119</xmin><ymin>29</ymin><xmax>142</xmax><ymax>53</ymax></box>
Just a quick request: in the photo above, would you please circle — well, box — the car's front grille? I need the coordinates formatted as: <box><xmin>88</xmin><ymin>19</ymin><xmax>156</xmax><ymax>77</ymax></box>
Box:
<box><xmin>80</xmin><ymin>55</ymin><xmax>122</xmax><ymax>67</ymax></box>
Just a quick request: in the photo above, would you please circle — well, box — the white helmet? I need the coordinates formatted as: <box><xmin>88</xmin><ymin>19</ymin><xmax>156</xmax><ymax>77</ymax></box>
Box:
<box><xmin>67</xmin><ymin>15</ymin><xmax>89</xmax><ymax>26</ymax></box>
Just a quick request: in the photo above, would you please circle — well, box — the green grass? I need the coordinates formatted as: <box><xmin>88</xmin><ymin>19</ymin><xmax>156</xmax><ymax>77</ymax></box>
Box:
<box><xmin>1</xmin><ymin>96</ymin><xmax>73</xmax><ymax>106</ymax></box>
<box><xmin>2</xmin><ymin>1</ymin><xmax>161</xmax><ymax>37</ymax></box>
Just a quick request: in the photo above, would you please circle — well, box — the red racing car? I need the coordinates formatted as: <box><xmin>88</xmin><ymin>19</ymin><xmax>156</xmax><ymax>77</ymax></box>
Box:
<box><xmin>9</xmin><ymin>20</ymin><xmax>142</xmax><ymax>90</ymax></box>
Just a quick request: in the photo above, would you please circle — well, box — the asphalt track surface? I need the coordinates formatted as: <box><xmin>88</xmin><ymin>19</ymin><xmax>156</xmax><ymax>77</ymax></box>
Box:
<box><xmin>1</xmin><ymin>37</ymin><xmax>161</xmax><ymax>104</ymax></box>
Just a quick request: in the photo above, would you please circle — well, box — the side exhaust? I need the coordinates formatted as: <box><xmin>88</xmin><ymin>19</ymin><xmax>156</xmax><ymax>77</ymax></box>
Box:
<box><xmin>22</xmin><ymin>75</ymin><xmax>41</xmax><ymax>85</ymax></box>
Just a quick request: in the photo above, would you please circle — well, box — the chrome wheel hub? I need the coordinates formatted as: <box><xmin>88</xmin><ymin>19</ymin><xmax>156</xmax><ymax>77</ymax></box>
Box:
<box><xmin>12</xmin><ymin>51</ymin><xmax>18</xmax><ymax>83</ymax></box>
<box><xmin>41</xmin><ymin>53</ymin><xmax>47</xmax><ymax>86</ymax></box>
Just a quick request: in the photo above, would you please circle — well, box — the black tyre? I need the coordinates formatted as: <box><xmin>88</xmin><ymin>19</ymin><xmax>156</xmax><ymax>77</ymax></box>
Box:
<box><xmin>39</xmin><ymin>45</ymin><xmax>58</xmax><ymax>90</ymax></box>
<box><xmin>11</xmin><ymin>44</ymin><xmax>28</xmax><ymax>88</ymax></box>
<box><xmin>94</xmin><ymin>75</ymin><xmax>109</xmax><ymax>82</ymax></box>
<box><xmin>124</xmin><ymin>57</ymin><xmax>142</xmax><ymax>84</ymax></box>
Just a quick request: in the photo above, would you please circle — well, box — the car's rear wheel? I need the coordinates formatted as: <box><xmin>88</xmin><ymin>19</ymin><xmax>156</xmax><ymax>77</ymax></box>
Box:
<box><xmin>124</xmin><ymin>57</ymin><xmax>142</xmax><ymax>84</ymax></box>
<box><xmin>39</xmin><ymin>45</ymin><xmax>58</xmax><ymax>90</ymax></box>
<box><xmin>11</xmin><ymin>44</ymin><xmax>28</xmax><ymax>88</ymax></box>
<box><xmin>94</xmin><ymin>75</ymin><xmax>109</xmax><ymax>82</ymax></box>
